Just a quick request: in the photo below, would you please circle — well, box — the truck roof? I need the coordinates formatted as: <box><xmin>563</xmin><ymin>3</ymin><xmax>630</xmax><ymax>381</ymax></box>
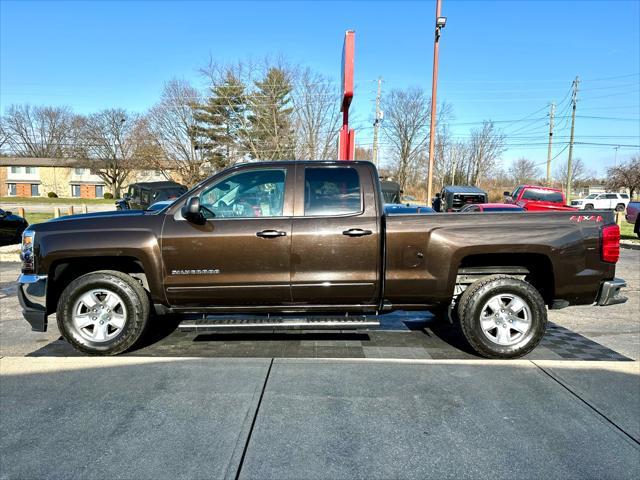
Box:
<box><xmin>518</xmin><ymin>184</ymin><xmax>563</xmax><ymax>193</ymax></box>
<box><xmin>442</xmin><ymin>185</ymin><xmax>487</xmax><ymax>194</ymax></box>
<box><xmin>128</xmin><ymin>181</ymin><xmax>185</xmax><ymax>189</ymax></box>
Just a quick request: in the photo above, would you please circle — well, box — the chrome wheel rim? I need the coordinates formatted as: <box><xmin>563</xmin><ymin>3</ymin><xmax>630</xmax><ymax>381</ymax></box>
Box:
<box><xmin>72</xmin><ymin>289</ymin><xmax>127</xmax><ymax>343</ymax></box>
<box><xmin>479</xmin><ymin>293</ymin><xmax>532</xmax><ymax>346</ymax></box>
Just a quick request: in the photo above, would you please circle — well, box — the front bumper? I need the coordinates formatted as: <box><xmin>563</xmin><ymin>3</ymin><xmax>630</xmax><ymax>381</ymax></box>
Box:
<box><xmin>17</xmin><ymin>274</ymin><xmax>48</xmax><ymax>332</ymax></box>
<box><xmin>596</xmin><ymin>278</ymin><xmax>628</xmax><ymax>306</ymax></box>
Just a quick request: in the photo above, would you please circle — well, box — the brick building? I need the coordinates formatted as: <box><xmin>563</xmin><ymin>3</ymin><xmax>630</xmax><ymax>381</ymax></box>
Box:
<box><xmin>0</xmin><ymin>158</ymin><xmax>170</xmax><ymax>199</ymax></box>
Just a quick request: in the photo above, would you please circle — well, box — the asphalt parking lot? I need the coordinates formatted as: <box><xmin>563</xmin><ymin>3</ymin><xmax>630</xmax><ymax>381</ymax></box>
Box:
<box><xmin>1</xmin><ymin>250</ymin><xmax>639</xmax><ymax>479</ymax></box>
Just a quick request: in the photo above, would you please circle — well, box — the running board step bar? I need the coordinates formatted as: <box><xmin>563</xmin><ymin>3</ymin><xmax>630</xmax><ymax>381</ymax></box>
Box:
<box><xmin>178</xmin><ymin>315</ymin><xmax>380</xmax><ymax>332</ymax></box>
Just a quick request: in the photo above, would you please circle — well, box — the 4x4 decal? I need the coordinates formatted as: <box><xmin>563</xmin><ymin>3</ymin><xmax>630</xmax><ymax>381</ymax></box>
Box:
<box><xmin>570</xmin><ymin>215</ymin><xmax>603</xmax><ymax>223</ymax></box>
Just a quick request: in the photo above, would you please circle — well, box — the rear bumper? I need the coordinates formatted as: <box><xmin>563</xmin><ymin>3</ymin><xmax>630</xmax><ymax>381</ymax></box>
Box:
<box><xmin>596</xmin><ymin>278</ymin><xmax>627</xmax><ymax>306</ymax></box>
<box><xmin>17</xmin><ymin>274</ymin><xmax>48</xmax><ymax>332</ymax></box>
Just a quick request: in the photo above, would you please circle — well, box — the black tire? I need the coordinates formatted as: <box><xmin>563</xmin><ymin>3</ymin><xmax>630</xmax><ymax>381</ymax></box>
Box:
<box><xmin>57</xmin><ymin>270</ymin><xmax>150</xmax><ymax>355</ymax></box>
<box><xmin>457</xmin><ymin>275</ymin><xmax>547</xmax><ymax>359</ymax></box>
<box><xmin>584</xmin><ymin>203</ymin><xmax>594</xmax><ymax>210</ymax></box>
<box><xmin>615</xmin><ymin>203</ymin><xmax>625</xmax><ymax>212</ymax></box>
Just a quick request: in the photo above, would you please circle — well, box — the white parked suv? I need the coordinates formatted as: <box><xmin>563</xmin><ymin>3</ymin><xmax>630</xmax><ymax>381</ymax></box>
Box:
<box><xmin>571</xmin><ymin>193</ymin><xmax>630</xmax><ymax>211</ymax></box>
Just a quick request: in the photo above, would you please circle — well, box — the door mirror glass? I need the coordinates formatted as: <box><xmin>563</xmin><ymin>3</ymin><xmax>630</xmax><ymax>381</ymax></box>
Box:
<box><xmin>182</xmin><ymin>196</ymin><xmax>205</xmax><ymax>224</ymax></box>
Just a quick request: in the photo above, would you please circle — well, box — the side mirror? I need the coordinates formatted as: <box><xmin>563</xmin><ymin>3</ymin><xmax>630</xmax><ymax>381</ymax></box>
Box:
<box><xmin>503</xmin><ymin>191</ymin><xmax>510</xmax><ymax>197</ymax></box>
<box><xmin>182</xmin><ymin>196</ymin><xmax>205</xmax><ymax>224</ymax></box>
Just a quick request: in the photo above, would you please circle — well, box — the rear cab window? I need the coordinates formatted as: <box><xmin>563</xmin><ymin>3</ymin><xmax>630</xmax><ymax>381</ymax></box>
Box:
<box><xmin>521</xmin><ymin>188</ymin><xmax>563</xmax><ymax>203</ymax></box>
<box><xmin>304</xmin><ymin>167</ymin><xmax>362</xmax><ymax>216</ymax></box>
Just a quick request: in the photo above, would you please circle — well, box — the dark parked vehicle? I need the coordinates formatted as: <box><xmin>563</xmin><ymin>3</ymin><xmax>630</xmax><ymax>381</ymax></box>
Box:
<box><xmin>441</xmin><ymin>185</ymin><xmax>488</xmax><ymax>212</ymax></box>
<box><xmin>625</xmin><ymin>201</ymin><xmax>640</xmax><ymax>238</ymax></box>
<box><xmin>18</xmin><ymin>161</ymin><xmax>627</xmax><ymax>359</ymax></box>
<box><xmin>116</xmin><ymin>181</ymin><xmax>187</xmax><ymax>210</ymax></box>
<box><xmin>460</xmin><ymin>203</ymin><xmax>525</xmax><ymax>213</ymax></box>
<box><xmin>380</xmin><ymin>180</ymin><xmax>402</xmax><ymax>204</ymax></box>
<box><xmin>0</xmin><ymin>208</ymin><xmax>28</xmax><ymax>246</ymax></box>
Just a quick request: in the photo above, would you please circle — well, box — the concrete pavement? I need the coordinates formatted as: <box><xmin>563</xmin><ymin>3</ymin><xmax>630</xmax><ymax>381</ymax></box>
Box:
<box><xmin>1</xmin><ymin>357</ymin><xmax>639</xmax><ymax>480</ymax></box>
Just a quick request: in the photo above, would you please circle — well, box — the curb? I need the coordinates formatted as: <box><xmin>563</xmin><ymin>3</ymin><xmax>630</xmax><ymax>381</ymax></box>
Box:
<box><xmin>0</xmin><ymin>254</ymin><xmax>20</xmax><ymax>263</ymax></box>
<box><xmin>621</xmin><ymin>242</ymin><xmax>640</xmax><ymax>251</ymax></box>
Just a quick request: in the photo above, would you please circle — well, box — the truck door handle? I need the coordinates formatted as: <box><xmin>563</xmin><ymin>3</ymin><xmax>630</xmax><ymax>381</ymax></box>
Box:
<box><xmin>342</xmin><ymin>228</ymin><xmax>372</xmax><ymax>237</ymax></box>
<box><xmin>256</xmin><ymin>229</ymin><xmax>287</xmax><ymax>238</ymax></box>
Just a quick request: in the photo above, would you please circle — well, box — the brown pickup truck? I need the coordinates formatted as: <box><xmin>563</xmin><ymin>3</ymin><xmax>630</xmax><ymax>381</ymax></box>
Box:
<box><xmin>18</xmin><ymin>161</ymin><xmax>627</xmax><ymax>358</ymax></box>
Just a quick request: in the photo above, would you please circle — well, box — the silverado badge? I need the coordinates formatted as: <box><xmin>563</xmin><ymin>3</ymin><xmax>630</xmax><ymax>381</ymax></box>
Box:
<box><xmin>171</xmin><ymin>269</ymin><xmax>221</xmax><ymax>275</ymax></box>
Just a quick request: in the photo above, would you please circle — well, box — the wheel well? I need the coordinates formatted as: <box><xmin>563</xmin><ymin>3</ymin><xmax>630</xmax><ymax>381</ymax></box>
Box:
<box><xmin>46</xmin><ymin>256</ymin><xmax>148</xmax><ymax>314</ymax></box>
<box><xmin>457</xmin><ymin>253</ymin><xmax>555</xmax><ymax>305</ymax></box>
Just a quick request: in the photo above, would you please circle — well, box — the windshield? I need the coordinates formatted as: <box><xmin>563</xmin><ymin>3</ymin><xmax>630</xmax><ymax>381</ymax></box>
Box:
<box><xmin>152</xmin><ymin>187</ymin><xmax>187</xmax><ymax>201</ymax></box>
<box><xmin>585</xmin><ymin>194</ymin><xmax>598</xmax><ymax>199</ymax></box>
<box><xmin>521</xmin><ymin>189</ymin><xmax>564</xmax><ymax>203</ymax></box>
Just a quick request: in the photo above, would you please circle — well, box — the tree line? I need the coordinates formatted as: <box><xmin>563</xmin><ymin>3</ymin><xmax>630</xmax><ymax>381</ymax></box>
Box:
<box><xmin>0</xmin><ymin>57</ymin><xmax>636</xmax><ymax>199</ymax></box>
<box><xmin>0</xmin><ymin>60</ymin><xmax>342</xmax><ymax>196</ymax></box>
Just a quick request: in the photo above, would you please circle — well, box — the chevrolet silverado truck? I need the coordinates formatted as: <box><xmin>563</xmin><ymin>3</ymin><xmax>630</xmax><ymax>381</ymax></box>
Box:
<box><xmin>18</xmin><ymin>161</ymin><xmax>627</xmax><ymax>358</ymax></box>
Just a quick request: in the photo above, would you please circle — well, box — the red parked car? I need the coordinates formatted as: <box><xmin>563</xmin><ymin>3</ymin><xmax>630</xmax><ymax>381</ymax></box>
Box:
<box><xmin>504</xmin><ymin>185</ymin><xmax>576</xmax><ymax>211</ymax></box>
<box><xmin>625</xmin><ymin>201</ymin><xmax>640</xmax><ymax>238</ymax></box>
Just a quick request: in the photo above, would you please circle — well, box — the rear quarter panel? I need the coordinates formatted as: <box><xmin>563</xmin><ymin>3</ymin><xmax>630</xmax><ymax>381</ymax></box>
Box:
<box><xmin>384</xmin><ymin>211</ymin><xmax>616</xmax><ymax>306</ymax></box>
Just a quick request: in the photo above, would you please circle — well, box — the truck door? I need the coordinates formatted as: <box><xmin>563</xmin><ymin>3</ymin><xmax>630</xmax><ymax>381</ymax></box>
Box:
<box><xmin>290</xmin><ymin>164</ymin><xmax>381</xmax><ymax>306</ymax></box>
<box><xmin>161</xmin><ymin>166</ymin><xmax>294</xmax><ymax>306</ymax></box>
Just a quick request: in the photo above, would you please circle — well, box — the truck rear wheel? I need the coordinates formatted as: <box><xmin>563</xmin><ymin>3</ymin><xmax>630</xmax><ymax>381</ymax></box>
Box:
<box><xmin>457</xmin><ymin>275</ymin><xmax>547</xmax><ymax>359</ymax></box>
<box><xmin>56</xmin><ymin>270</ymin><xmax>150</xmax><ymax>355</ymax></box>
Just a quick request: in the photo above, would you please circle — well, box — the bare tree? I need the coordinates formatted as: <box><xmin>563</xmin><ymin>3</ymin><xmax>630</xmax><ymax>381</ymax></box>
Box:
<box><xmin>0</xmin><ymin>118</ymin><xmax>8</xmax><ymax>151</ymax></box>
<box><xmin>554</xmin><ymin>157</ymin><xmax>591</xmax><ymax>192</ymax></box>
<box><xmin>76</xmin><ymin>109</ymin><xmax>146</xmax><ymax>197</ymax></box>
<box><xmin>292</xmin><ymin>68</ymin><xmax>340</xmax><ymax>160</ymax></box>
<box><xmin>354</xmin><ymin>146</ymin><xmax>373</xmax><ymax>161</ymax></box>
<box><xmin>2</xmin><ymin>104</ymin><xmax>75</xmax><ymax>157</ymax></box>
<box><xmin>382</xmin><ymin>88</ymin><xmax>430</xmax><ymax>190</ymax></box>
<box><xmin>467</xmin><ymin>121</ymin><xmax>506</xmax><ymax>184</ymax></box>
<box><xmin>606</xmin><ymin>155</ymin><xmax>640</xmax><ymax>198</ymax></box>
<box><xmin>148</xmin><ymin>79</ymin><xmax>209</xmax><ymax>186</ymax></box>
<box><xmin>508</xmin><ymin>157</ymin><xmax>542</xmax><ymax>184</ymax></box>
<box><xmin>442</xmin><ymin>141</ymin><xmax>468</xmax><ymax>186</ymax></box>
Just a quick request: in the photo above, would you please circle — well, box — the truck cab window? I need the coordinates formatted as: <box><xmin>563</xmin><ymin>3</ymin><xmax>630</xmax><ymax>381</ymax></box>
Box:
<box><xmin>199</xmin><ymin>169</ymin><xmax>286</xmax><ymax>219</ymax></box>
<box><xmin>304</xmin><ymin>167</ymin><xmax>361</xmax><ymax>216</ymax></box>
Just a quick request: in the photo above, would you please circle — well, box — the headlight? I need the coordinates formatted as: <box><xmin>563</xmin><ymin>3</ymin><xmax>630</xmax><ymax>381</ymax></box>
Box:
<box><xmin>20</xmin><ymin>230</ymin><xmax>35</xmax><ymax>274</ymax></box>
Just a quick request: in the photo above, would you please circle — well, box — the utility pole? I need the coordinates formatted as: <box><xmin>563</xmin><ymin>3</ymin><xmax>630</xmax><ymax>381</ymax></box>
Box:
<box><xmin>614</xmin><ymin>145</ymin><xmax>620</xmax><ymax>167</ymax></box>
<box><xmin>426</xmin><ymin>0</ymin><xmax>446</xmax><ymax>202</ymax></box>
<box><xmin>372</xmin><ymin>77</ymin><xmax>383</xmax><ymax>167</ymax></box>
<box><xmin>546</xmin><ymin>102</ymin><xmax>555</xmax><ymax>185</ymax></box>
<box><xmin>566</xmin><ymin>76</ymin><xmax>579</xmax><ymax>200</ymax></box>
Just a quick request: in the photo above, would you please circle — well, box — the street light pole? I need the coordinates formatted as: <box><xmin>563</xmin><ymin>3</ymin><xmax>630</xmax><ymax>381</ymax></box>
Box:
<box><xmin>426</xmin><ymin>0</ymin><xmax>446</xmax><ymax>203</ymax></box>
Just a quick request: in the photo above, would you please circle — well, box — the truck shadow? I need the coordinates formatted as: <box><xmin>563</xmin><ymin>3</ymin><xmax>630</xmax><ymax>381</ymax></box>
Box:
<box><xmin>25</xmin><ymin>314</ymin><xmax>632</xmax><ymax>362</ymax></box>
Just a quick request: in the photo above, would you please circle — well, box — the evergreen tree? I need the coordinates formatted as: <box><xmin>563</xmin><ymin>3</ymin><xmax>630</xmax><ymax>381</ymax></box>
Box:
<box><xmin>245</xmin><ymin>68</ymin><xmax>295</xmax><ymax>160</ymax></box>
<box><xmin>194</xmin><ymin>71</ymin><xmax>246</xmax><ymax>170</ymax></box>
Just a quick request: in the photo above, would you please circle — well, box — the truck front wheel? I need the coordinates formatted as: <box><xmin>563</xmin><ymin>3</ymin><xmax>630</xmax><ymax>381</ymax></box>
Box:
<box><xmin>56</xmin><ymin>270</ymin><xmax>150</xmax><ymax>355</ymax></box>
<box><xmin>457</xmin><ymin>275</ymin><xmax>547</xmax><ymax>359</ymax></box>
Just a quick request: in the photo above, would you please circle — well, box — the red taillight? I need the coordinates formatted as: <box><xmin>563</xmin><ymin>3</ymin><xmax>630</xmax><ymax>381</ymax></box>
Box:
<box><xmin>601</xmin><ymin>224</ymin><xmax>620</xmax><ymax>263</ymax></box>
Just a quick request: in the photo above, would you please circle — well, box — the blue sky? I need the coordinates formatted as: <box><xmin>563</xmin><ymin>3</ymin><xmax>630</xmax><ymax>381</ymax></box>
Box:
<box><xmin>1</xmin><ymin>0</ymin><xmax>639</xmax><ymax>176</ymax></box>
